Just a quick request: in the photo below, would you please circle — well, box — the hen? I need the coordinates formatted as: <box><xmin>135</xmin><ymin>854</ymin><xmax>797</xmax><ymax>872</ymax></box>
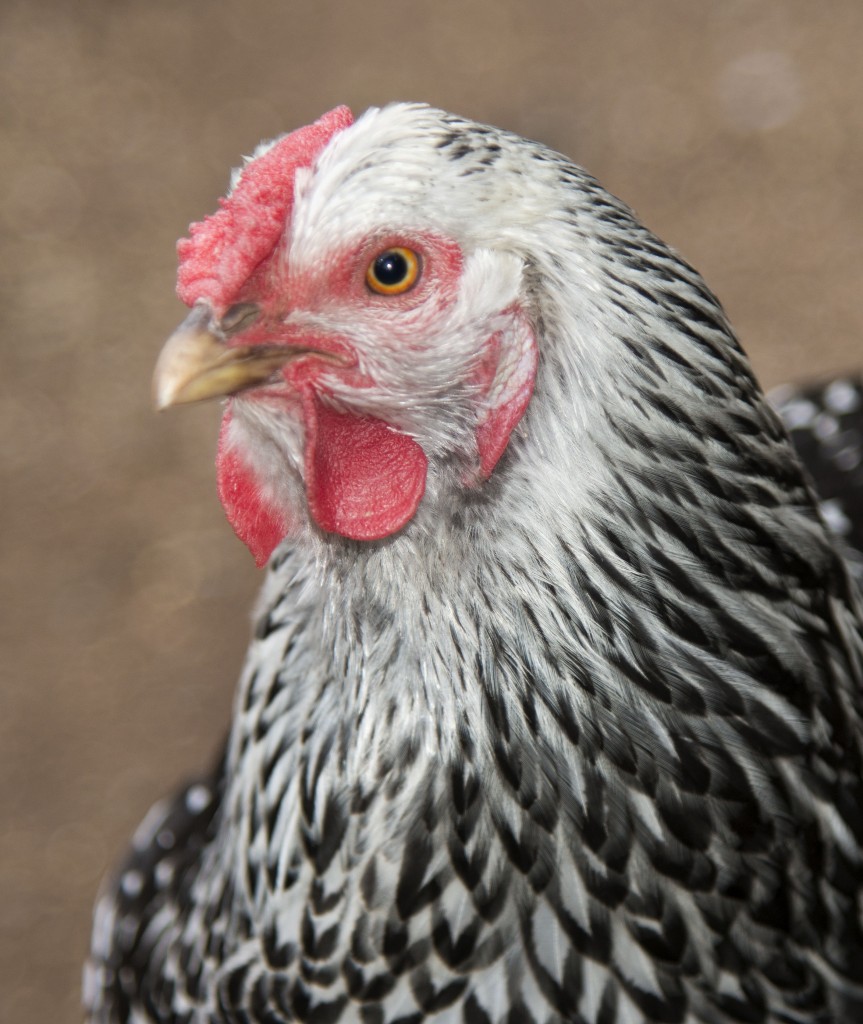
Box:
<box><xmin>85</xmin><ymin>104</ymin><xmax>863</xmax><ymax>1024</ymax></box>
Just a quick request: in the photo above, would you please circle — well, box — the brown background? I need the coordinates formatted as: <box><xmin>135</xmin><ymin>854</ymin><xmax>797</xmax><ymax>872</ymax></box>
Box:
<box><xmin>2</xmin><ymin>1</ymin><xmax>862</xmax><ymax>1020</ymax></box>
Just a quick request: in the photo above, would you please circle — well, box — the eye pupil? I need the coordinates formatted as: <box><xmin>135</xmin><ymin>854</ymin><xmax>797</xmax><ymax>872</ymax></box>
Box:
<box><xmin>373</xmin><ymin>250</ymin><xmax>409</xmax><ymax>286</ymax></box>
<box><xmin>366</xmin><ymin>246</ymin><xmax>420</xmax><ymax>294</ymax></box>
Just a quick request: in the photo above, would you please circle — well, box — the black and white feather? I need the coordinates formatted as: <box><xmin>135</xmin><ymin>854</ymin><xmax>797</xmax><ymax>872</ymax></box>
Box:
<box><xmin>85</xmin><ymin>104</ymin><xmax>863</xmax><ymax>1024</ymax></box>
<box><xmin>771</xmin><ymin>377</ymin><xmax>863</xmax><ymax>585</ymax></box>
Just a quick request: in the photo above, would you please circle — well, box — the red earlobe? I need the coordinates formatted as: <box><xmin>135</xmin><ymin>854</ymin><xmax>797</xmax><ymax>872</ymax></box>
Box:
<box><xmin>474</xmin><ymin>309</ymin><xmax>538</xmax><ymax>479</ymax></box>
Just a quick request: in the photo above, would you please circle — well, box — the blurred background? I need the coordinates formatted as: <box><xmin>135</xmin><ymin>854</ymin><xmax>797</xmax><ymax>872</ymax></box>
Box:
<box><xmin>2</xmin><ymin>0</ymin><xmax>862</xmax><ymax>1019</ymax></box>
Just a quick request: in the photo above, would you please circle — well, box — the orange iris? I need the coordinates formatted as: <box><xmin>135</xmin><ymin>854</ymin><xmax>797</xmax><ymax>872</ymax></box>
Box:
<box><xmin>366</xmin><ymin>247</ymin><xmax>421</xmax><ymax>295</ymax></box>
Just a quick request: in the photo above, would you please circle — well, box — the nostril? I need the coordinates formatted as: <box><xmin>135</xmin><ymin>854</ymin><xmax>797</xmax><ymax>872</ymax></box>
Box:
<box><xmin>220</xmin><ymin>303</ymin><xmax>261</xmax><ymax>335</ymax></box>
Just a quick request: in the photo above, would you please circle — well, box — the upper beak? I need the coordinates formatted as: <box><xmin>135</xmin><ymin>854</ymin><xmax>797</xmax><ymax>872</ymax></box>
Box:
<box><xmin>153</xmin><ymin>303</ymin><xmax>327</xmax><ymax>410</ymax></box>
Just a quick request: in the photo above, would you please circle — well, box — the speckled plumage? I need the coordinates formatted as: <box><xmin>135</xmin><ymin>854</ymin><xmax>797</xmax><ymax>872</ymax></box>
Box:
<box><xmin>86</xmin><ymin>105</ymin><xmax>863</xmax><ymax>1024</ymax></box>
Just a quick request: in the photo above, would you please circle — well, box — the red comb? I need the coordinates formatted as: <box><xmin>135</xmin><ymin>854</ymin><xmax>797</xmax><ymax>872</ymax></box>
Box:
<box><xmin>176</xmin><ymin>105</ymin><xmax>354</xmax><ymax>309</ymax></box>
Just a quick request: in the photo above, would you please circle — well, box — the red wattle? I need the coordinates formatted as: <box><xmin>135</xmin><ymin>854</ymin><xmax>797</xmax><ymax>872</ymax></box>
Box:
<box><xmin>217</xmin><ymin>411</ymin><xmax>289</xmax><ymax>567</ymax></box>
<box><xmin>216</xmin><ymin>398</ymin><xmax>428</xmax><ymax>563</ymax></box>
<box><xmin>302</xmin><ymin>391</ymin><xmax>428</xmax><ymax>541</ymax></box>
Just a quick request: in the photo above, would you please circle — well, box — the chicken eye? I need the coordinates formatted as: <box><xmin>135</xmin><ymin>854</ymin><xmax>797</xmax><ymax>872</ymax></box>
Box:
<box><xmin>366</xmin><ymin>247</ymin><xmax>420</xmax><ymax>295</ymax></box>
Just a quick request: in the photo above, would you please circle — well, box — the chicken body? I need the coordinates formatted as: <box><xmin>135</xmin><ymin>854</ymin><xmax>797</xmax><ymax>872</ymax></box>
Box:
<box><xmin>86</xmin><ymin>104</ymin><xmax>863</xmax><ymax>1024</ymax></box>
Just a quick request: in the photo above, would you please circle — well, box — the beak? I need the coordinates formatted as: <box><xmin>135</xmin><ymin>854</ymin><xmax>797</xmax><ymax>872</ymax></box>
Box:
<box><xmin>153</xmin><ymin>303</ymin><xmax>325</xmax><ymax>410</ymax></box>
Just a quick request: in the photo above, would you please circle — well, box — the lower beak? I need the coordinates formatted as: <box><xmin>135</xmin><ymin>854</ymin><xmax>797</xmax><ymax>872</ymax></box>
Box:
<box><xmin>153</xmin><ymin>304</ymin><xmax>323</xmax><ymax>410</ymax></box>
